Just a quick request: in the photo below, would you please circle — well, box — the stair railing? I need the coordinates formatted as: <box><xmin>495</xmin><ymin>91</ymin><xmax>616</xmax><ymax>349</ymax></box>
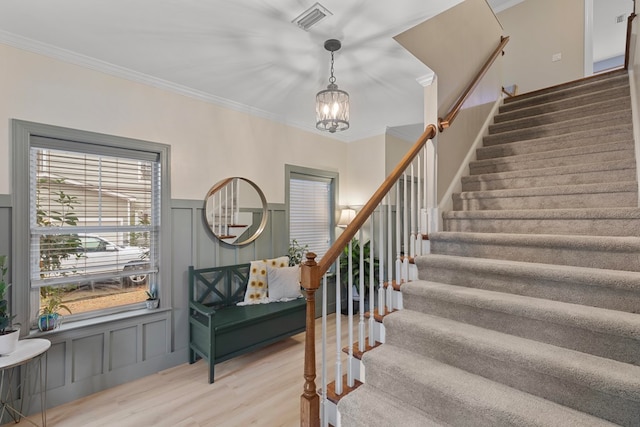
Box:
<box><xmin>300</xmin><ymin>33</ymin><xmax>510</xmax><ymax>427</ymax></box>
<box><xmin>438</xmin><ymin>36</ymin><xmax>510</xmax><ymax>131</ymax></box>
<box><xmin>300</xmin><ymin>124</ymin><xmax>437</xmax><ymax>427</ymax></box>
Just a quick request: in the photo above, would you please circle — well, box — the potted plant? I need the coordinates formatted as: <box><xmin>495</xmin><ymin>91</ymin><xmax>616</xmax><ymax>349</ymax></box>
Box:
<box><xmin>0</xmin><ymin>255</ymin><xmax>19</xmax><ymax>354</ymax></box>
<box><xmin>145</xmin><ymin>286</ymin><xmax>159</xmax><ymax>309</ymax></box>
<box><xmin>288</xmin><ymin>239</ymin><xmax>309</xmax><ymax>266</ymax></box>
<box><xmin>339</xmin><ymin>238</ymin><xmax>379</xmax><ymax>314</ymax></box>
<box><xmin>38</xmin><ymin>286</ymin><xmax>71</xmax><ymax>331</ymax></box>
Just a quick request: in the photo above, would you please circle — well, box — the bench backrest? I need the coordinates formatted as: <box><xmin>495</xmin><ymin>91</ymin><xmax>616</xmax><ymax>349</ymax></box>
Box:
<box><xmin>188</xmin><ymin>263</ymin><xmax>251</xmax><ymax>308</ymax></box>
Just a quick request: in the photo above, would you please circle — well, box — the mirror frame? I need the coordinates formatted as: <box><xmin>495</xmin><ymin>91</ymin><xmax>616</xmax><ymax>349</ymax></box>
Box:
<box><xmin>203</xmin><ymin>177</ymin><xmax>268</xmax><ymax>246</ymax></box>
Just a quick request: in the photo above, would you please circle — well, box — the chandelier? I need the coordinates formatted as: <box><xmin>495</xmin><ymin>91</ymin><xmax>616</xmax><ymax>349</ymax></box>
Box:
<box><xmin>316</xmin><ymin>39</ymin><xmax>350</xmax><ymax>133</ymax></box>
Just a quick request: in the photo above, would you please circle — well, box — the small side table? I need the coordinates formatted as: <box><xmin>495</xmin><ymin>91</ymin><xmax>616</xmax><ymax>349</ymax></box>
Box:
<box><xmin>0</xmin><ymin>338</ymin><xmax>51</xmax><ymax>426</ymax></box>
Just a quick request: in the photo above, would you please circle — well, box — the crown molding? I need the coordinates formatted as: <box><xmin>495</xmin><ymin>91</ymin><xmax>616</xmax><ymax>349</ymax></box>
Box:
<box><xmin>491</xmin><ymin>0</ymin><xmax>524</xmax><ymax>13</ymax></box>
<box><xmin>416</xmin><ymin>71</ymin><xmax>435</xmax><ymax>87</ymax></box>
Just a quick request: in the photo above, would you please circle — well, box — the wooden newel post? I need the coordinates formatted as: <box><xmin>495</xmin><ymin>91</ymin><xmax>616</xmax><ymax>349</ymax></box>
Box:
<box><xmin>300</xmin><ymin>252</ymin><xmax>321</xmax><ymax>427</ymax></box>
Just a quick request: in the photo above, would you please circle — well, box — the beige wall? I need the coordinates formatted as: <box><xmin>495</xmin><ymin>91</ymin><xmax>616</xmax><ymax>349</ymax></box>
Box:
<box><xmin>384</xmin><ymin>134</ymin><xmax>413</xmax><ymax>178</ymax></box>
<box><xmin>0</xmin><ymin>43</ymin><xmax>353</xmax><ymax>204</ymax></box>
<box><xmin>344</xmin><ymin>134</ymin><xmax>386</xmax><ymax>207</ymax></box>
<box><xmin>498</xmin><ymin>0</ymin><xmax>585</xmax><ymax>93</ymax></box>
<box><xmin>395</xmin><ymin>0</ymin><xmax>504</xmax><ymax>115</ymax></box>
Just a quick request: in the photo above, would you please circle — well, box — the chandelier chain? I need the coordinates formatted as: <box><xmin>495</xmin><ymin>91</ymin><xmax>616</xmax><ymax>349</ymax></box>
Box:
<box><xmin>329</xmin><ymin>51</ymin><xmax>336</xmax><ymax>84</ymax></box>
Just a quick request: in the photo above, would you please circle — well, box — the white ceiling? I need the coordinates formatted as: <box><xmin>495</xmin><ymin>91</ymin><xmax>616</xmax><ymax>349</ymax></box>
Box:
<box><xmin>0</xmin><ymin>0</ymin><xmax>619</xmax><ymax>142</ymax></box>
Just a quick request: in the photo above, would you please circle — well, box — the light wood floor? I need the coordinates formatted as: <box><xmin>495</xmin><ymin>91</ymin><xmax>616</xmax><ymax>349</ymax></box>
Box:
<box><xmin>14</xmin><ymin>316</ymin><xmax>348</xmax><ymax>427</ymax></box>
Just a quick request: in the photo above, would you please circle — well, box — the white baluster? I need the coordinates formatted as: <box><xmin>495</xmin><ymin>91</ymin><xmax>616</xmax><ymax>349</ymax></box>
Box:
<box><xmin>369</xmin><ymin>218</ymin><xmax>376</xmax><ymax>330</ymax></box>
<box><xmin>410</xmin><ymin>164</ymin><xmax>416</xmax><ymax>259</ymax></box>
<box><xmin>378</xmin><ymin>204</ymin><xmax>385</xmax><ymax>317</ymax></box>
<box><xmin>386</xmin><ymin>197</ymin><xmax>393</xmax><ymax>311</ymax></box>
<box><xmin>395</xmin><ymin>183</ymin><xmax>401</xmax><ymax>286</ymax></box>
<box><xmin>359</xmin><ymin>228</ymin><xmax>366</xmax><ymax>351</ymax></box>
<box><xmin>335</xmin><ymin>258</ymin><xmax>342</xmax><ymax>396</ymax></box>
<box><xmin>321</xmin><ymin>274</ymin><xmax>328</xmax><ymax>427</ymax></box>
<box><xmin>347</xmin><ymin>238</ymin><xmax>354</xmax><ymax>388</ymax></box>
<box><xmin>378</xmin><ymin>212</ymin><xmax>385</xmax><ymax>316</ymax></box>
<box><xmin>403</xmin><ymin>172</ymin><xmax>409</xmax><ymax>283</ymax></box>
<box><xmin>416</xmin><ymin>154</ymin><xmax>422</xmax><ymax>256</ymax></box>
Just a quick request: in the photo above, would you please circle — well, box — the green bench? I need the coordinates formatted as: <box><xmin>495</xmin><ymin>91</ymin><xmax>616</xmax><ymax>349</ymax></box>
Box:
<box><xmin>188</xmin><ymin>263</ymin><xmax>306</xmax><ymax>383</ymax></box>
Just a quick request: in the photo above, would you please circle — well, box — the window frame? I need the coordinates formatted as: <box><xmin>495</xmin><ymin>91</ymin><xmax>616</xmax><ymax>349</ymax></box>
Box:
<box><xmin>285</xmin><ymin>164</ymin><xmax>338</xmax><ymax>263</ymax></box>
<box><xmin>12</xmin><ymin>120</ymin><xmax>171</xmax><ymax>332</ymax></box>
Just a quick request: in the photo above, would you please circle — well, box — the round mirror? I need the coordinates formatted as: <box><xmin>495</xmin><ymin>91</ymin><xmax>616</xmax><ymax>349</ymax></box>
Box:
<box><xmin>204</xmin><ymin>177</ymin><xmax>268</xmax><ymax>246</ymax></box>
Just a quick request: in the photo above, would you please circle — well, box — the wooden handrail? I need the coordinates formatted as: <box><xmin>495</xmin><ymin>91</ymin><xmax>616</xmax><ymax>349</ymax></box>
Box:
<box><xmin>625</xmin><ymin>12</ymin><xmax>637</xmax><ymax>70</ymax></box>
<box><xmin>438</xmin><ymin>36</ymin><xmax>510</xmax><ymax>132</ymax></box>
<box><xmin>299</xmin><ymin>123</ymin><xmax>437</xmax><ymax>427</ymax></box>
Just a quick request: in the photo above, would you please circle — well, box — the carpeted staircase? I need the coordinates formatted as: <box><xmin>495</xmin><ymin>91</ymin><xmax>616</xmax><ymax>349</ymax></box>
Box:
<box><xmin>338</xmin><ymin>69</ymin><xmax>640</xmax><ymax>426</ymax></box>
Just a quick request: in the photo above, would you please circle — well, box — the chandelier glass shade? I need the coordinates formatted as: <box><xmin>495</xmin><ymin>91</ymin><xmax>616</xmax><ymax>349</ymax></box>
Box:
<box><xmin>316</xmin><ymin>39</ymin><xmax>350</xmax><ymax>133</ymax></box>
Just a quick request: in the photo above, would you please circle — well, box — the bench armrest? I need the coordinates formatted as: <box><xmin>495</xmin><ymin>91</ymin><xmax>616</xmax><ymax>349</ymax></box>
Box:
<box><xmin>190</xmin><ymin>301</ymin><xmax>217</xmax><ymax>317</ymax></box>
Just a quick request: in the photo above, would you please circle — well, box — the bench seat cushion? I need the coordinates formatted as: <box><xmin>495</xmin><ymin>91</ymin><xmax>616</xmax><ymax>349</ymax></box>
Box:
<box><xmin>212</xmin><ymin>298</ymin><xmax>305</xmax><ymax>332</ymax></box>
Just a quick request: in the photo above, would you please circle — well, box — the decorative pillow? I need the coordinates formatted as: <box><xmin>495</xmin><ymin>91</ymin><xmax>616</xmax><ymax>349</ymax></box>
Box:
<box><xmin>240</xmin><ymin>256</ymin><xmax>289</xmax><ymax>305</ymax></box>
<box><xmin>267</xmin><ymin>265</ymin><xmax>302</xmax><ymax>302</ymax></box>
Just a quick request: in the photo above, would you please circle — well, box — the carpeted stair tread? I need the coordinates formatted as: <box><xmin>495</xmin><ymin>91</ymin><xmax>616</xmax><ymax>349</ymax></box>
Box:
<box><xmin>457</xmin><ymin>182</ymin><xmax>638</xmax><ymax>199</ymax></box>
<box><xmin>476</xmin><ymin>125</ymin><xmax>633</xmax><ymax>158</ymax></box>
<box><xmin>453</xmin><ymin>181</ymin><xmax>638</xmax><ymax>211</ymax></box>
<box><xmin>442</xmin><ymin>207</ymin><xmax>640</xmax><ymax>236</ymax></box>
<box><xmin>495</xmin><ymin>85</ymin><xmax>631</xmax><ymax>123</ymax></box>
<box><xmin>483</xmin><ymin>109</ymin><xmax>631</xmax><ymax>146</ymax></box>
<box><xmin>361</xmin><ymin>344</ymin><xmax>620</xmax><ymax>427</ymax></box>
<box><xmin>462</xmin><ymin>159</ymin><xmax>636</xmax><ymax>192</ymax></box>
<box><xmin>429</xmin><ymin>231</ymin><xmax>640</xmax><ymax>272</ymax></box>
<box><xmin>338</xmin><ymin>384</ymin><xmax>448</xmax><ymax>427</ymax></box>
<box><xmin>502</xmin><ymin>70</ymin><xmax>628</xmax><ymax>109</ymax></box>
<box><xmin>489</xmin><ymin>96</ymin><xmax>630</xmax><ymax>134</ymax></box>
<box><xmin>469</xmin><ymin>141</ymin><xmax>633</xmax><ymax>174</ymax></box>
<box><xmin>415</xmin><ymin>254</ymin><xmax>640</xmax><ymax>313</ymax></box>
<box><xmin>383</xmin><ymin>310</ymin><xmax>640</xmax><ymax>426</ymax></box>
<box><xmin>400</xmin><ymin>280</ymin><xmax>640</xmax><ymax>364</ymax></box>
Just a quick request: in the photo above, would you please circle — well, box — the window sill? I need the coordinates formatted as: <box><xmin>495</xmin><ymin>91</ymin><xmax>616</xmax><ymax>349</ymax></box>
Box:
<box><xmin>28</xmin><ymin>307</ymin><xmax>171</xmax><ymax>338</ymax></box>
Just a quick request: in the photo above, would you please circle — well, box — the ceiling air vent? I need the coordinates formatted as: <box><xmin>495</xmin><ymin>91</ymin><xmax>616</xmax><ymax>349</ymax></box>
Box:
<box><xmin>292</xmin><ymin>2</ymin><xmax>332</xmax><ymax>31</ymax></box>
<box><xmin>616</xmin><ymin>14</ymin><xmax>626</xmax><ymax>24</ymax></box>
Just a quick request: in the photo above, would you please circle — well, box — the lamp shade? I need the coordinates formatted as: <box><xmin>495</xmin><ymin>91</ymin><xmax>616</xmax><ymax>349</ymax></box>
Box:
<box><xmin>316</xmin><ymin>84</ymin><xmax>350</xmax><ymax>133</ymax></box>
<box><xmin>337</xmin><ymin>208</ymin><xmax>356</xmax><ymax>228</ymax></box>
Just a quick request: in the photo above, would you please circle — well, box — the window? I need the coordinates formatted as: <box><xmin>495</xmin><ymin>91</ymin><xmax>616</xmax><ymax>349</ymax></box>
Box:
<box><xmin>12</xmin><ymin>121</ymin><xmax>170</xmax><ymax>327</ymax></box>
<box><xmin>286</xmin><ymin>166</ymin><xmax>337</xmax><ymax>261</ymax></box>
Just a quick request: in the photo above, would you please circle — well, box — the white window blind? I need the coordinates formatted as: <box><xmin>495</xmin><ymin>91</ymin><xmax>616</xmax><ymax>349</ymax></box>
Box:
<box><xmin>289</xmin><ymin>176</ymin><xmax>332</xmax><ymax>260</ymax></box>
<box><xmin>30</xmin><ymin>142</ymin><xmax>160</xmax><ymax>288</ymax></box>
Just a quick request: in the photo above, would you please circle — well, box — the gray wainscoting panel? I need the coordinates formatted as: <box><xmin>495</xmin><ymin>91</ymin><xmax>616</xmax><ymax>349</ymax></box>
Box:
<box><xmin>110</xmin><ymin>326</ymin><xmax>138</xmax><ymax>370</ymax></box>
<box><xmin>46</xmin><ymin>341</ymin><xmax>66</xmax><ymax>390</ymax></box>
<box><xmin>143</xmin><ymin>319</ymin><xmax>168</xmax><ymax>360</ymax></box>
<box><xmin>72</xmin><ymin>334</ymin><xmax>104</xmax><ymax>381</ymax></box>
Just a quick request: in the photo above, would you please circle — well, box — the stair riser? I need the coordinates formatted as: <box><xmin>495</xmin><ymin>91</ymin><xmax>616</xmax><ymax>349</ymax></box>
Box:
<box><xmin>383</xmin><ymin>319</ymin><xmax>640</xmax><ymax>426</ymax></box>
<box><xmin>462</xmin><ymin>167</ymin><xmax>637</xmax><ymax>191</ymax></box>
<box><xmin>452</xmin><ymin>190</ymin><xmax>638</xmax><ymax>211</ymax></box>
<box><xmin>483</xmin><ymin>111</ymin><xmax>631</xmax><ymax>145</ymax></box>
<box><xmin>477</xmin><ymin>130</ymin><xmax>633</xmax><ymax>160</ymax></box>
<box><xmin>502</xmin><ymin>74</ymin><xmax>629</xmax><ymax>111</ymax></box>
<box><xmin>470</xmin><ymin>149</ymin><xmax>633</xmax><ymax>175</ymax></box>
<box><xmin>418</xmin><ymin>263</ymin><xmax>640</xmax><ymax>313</ymax></box>
<box><xmin>401</xmin><ymin>293</ymin><xmax>640</xmax><ymax>365</ymax></box>
<box><xmin>430</xmin><ymin>240</ymin><xmax>640</xmax><ymax>272</ymax></box>
<box><xmin>442</xmin><ymin>215</ymin><xmax>640</xmax><ymax>237</ymax></box>
<box><xmin>496</xmin><ymin>85</ymin><xmax>631</xmax><ymax>122</ymax></box>
<box><xmin>490</xmin><ymin>98</ymin><xmax>631</xmax><ymax>134</ymax></box>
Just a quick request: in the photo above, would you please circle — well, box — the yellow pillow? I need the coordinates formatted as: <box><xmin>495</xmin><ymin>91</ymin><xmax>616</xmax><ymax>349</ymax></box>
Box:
<box><xmin>240</xmin><ymin>256</ymin><xmax>289</xmax><ymax>304</ymax></box>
